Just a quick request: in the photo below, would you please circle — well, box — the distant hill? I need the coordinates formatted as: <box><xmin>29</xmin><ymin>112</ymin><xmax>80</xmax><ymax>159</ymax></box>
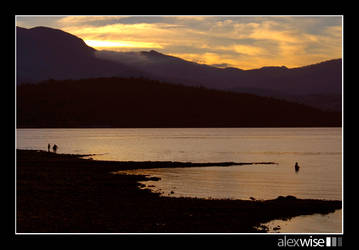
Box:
<box><xmin>97</xmin><ymin>51</ymin><xmax>342</xmax><ymax>111</ymax></box>
<box><xmin>16</xmin><ymin>26</ymin><xmax>342</xmax><ymax>112</ymax></box>
<box><xmin>96</xmin><ymin>50</ymin><xmax>341</xmax><ymax>96</ymax></box>
<box><xmin>17</xmin><ymin>78</ymin><xmax>341</xmax><ymax>128</ymax></box>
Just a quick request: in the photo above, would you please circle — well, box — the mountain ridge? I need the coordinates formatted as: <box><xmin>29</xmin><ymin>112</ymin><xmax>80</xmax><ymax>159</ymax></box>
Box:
<box><xmin>95</xmin><ymin>49</ymin><xmax>341</xmax><ymax>95</ymax></box>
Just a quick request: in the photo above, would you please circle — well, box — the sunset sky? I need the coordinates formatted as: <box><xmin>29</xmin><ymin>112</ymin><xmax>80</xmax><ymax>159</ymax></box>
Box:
<box><xmin>16</xmin><ymin>15</ymin><xmax>342</xmax><ymax>69</ymax></box>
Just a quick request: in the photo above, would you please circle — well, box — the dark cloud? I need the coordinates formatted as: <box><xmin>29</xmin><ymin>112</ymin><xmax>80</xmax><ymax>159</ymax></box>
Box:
<box><xmin>16</xmin><ymin>16</ymin><xmax>64</xmax><ymax>28</ymax></box>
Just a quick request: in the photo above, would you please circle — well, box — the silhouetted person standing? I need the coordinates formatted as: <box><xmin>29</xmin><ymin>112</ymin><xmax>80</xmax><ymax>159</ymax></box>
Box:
<box><xmin>294</xmin><ymin>162</ymin><xmax>300</xmax><ymax>172</ymax></box>
<box><xmin>53</xmin><ymin>144</ymin><xmax>58</xmax><ymax>153</ymax></box>
<box><xmin>48</xmin><ymin>143</ymin><xmax>51</xmax><ymax>152</ymax></box>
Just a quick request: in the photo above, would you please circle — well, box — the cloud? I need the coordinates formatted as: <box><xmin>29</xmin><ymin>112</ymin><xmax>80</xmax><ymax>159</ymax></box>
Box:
<box><xmin>94</xmin><ymin>50</ymin><xmax>153</xmax><ymax>65</ymax></box>
<box><xmin>169</xmin><ymin>52</ymin><xmax>246</xmax><ymax>69</ymax></box>
<box><xmin>210</xmin><ymin>63</ymin><xmax>233</xmax><ymax>68</ymax></box>
<box><xmin>16</xmin><ymin>16</ymin><xmax>64</xmax><ymax>28</ymax></box>
<box><xmin>57</xmin><ymin>16</ymin><xmax>130</xmax><ymax>27</ymax></box>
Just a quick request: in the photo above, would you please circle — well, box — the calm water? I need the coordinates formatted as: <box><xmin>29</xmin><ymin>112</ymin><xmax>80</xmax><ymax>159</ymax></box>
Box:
<box><xmin>16</xmin><ymin>127</ymin><xmax>342</xmax><ymax>233</ymax></box>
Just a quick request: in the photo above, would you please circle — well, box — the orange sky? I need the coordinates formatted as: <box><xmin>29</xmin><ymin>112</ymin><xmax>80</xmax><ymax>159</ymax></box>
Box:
<box><xmin>16</xmin><ymin>15</ymin><xmax>343</xmax><ymax>69</ymax></box>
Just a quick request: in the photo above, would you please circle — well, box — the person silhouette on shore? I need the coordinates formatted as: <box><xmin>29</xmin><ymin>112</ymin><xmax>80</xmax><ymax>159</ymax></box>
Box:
<box><xmin>48</xmin><ymin>143</ymin><xmax>51</xmax><ymax>152</ymax></box>
<box><xmin>52</xmin><ymin>144</ymin><xmax>58</xmax><ymax>153</ymax></box>
<box><xmin>294</xmin><ymin>162</ymin><xmax>300</xmax><ymax>172</ymax></box>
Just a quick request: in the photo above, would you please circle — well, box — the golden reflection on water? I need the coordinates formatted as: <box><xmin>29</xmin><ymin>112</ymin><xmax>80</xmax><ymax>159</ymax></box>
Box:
<box><xmin>260</xmin><ymin>209</ymin><xmax>342</xmax><ymax>233</ymax></box>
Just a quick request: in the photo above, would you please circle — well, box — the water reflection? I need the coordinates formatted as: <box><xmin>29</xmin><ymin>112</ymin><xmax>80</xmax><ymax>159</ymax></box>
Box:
<box><xmin>259</xmin><ymin>209</ymin><xmax>342</xmax><ymax>233</ymax></box>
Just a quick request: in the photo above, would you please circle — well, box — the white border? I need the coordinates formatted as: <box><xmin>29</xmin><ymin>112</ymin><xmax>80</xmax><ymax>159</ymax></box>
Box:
<box><xmin>14</xmin><ymin>14</ymin><xmax>344</xmax><ymax>236</ymax></box>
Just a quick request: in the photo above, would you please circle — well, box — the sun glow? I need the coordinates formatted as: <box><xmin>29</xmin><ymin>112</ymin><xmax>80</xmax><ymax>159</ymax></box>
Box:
<box><xmin>84</xmin><ymin>40</ymin><xmax>163</xmax><ymax>49</ymax></box>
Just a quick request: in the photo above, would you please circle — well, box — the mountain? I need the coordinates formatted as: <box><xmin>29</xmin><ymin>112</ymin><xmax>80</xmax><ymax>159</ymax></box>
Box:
<box><xmin>96</xmin><ymin>50</ymin><xmax>341</xmax><ymax>95</ymax></box>
<box><xmin>16</xmin><ymin>26</ymin><xmax>342</xmax><ymax>111</ymax></box>
<box><xmin>95</xmin><ymin>51</ymin><xmax>342</xmax><ymax>111</ymax></box>
<box><xmin>17</xmin><ymin>78</ymin><xmax>341</xmax><ymax>128</ymax></box>
<box><xmin>16</xmin><ymin>26</ymin><xmax>148</xmax><ymax>83</ymax></box>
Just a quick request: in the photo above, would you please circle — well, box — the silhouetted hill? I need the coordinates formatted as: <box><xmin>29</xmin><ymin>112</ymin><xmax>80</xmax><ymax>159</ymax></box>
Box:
<box><xmin>97</xmin><ymin>50</ymin><xmax>341</xmax><ymax>94</ymax></box>
<box><xmin>17</xmin><ymin>77</ymin><xmax>341</xmax><ymax>128</ymax></box>
<box><xmin>16</xmin><ymin>26</ymin><xmax>148</xmax><ymax>83</ymax></box>
<box><xmin>97</xmin><ymin>51</ymin><xmax>342</xmax><ymax>111</ymax></box>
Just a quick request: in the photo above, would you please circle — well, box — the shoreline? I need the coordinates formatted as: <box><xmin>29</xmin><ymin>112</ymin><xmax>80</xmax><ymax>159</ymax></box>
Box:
<box><xmin>16</xmin><ymin>149</ymin><xmax>342</xmax><ymax>233</ymax></box>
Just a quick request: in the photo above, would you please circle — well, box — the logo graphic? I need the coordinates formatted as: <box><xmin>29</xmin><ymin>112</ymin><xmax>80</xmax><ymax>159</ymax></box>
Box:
<box><xmin>278</xmin><ymin>236</ymin><xmax>342</xmax><ymax>247</ymax></box>
<box><xmin>326</xmin><ymin>237</ymin><xmax>343</xmax><ymax>247</ymax></box>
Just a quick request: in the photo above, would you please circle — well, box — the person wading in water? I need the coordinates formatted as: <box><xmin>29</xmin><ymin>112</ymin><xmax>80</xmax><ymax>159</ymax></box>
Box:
<box><xmin>52</xmin><ymin>144</ymin><xmax>58</xmax><ymax>153</ymax></box>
